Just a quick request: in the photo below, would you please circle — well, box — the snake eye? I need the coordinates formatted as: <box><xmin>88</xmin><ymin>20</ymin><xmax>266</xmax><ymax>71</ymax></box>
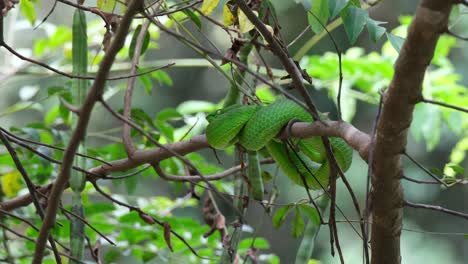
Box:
<box><xmin>216</xmin><ymin>110</ymin><xmax>222</xmax><ymax>115</ymax></box>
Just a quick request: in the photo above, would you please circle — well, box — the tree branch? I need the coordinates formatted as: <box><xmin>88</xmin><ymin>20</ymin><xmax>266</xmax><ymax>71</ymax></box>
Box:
<box><xmin>31</xmin><ymin>1</ymin><xmax>143</xmax><ymax>263</ymax></box>
<box><xmin>0</xmin><ymin>120</ymin><xmax>371</xmax><ymax>212</ymax></box>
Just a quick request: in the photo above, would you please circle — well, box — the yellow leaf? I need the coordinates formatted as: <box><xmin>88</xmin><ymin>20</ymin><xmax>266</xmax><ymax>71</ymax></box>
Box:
<box><xmin>200</xmin><ymin>0</ymin><xmax>220</xmax><ymax>15</ymax></box>
<box><xmin>238</xmin><ymin>10</ymin><xmax>257</xmax><ymax>33</ymax></box>
<box><xmin>223</xmin><ymin>4</ymin><xmax>236</xmax><ymax>26</ymax></box>
<box><xmin>1</xmin><ymin>171</ymin><xmax>22</xmax><ymax>198</ymax></box>
<box><xmin>97</xmin><ymin>0</ymin><xmax>117</xmax><ymax>13</ymax></box>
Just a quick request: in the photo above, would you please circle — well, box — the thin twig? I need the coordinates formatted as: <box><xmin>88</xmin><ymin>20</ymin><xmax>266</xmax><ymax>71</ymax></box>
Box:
<box><xmin>3</xmin><ymin>133</ymin><xmax>103</xmax><ymax>178</ymax></box>
<box><xmin>0</xmin><ymin>130</ymin><xmax>62</xmax><ymax>264</ymax></box>
<box><xmin>0</xmin><ymin>41</ymin><xmax>173</xmax><ymax>81</ymax></box>
<box><xmin>60</xmin><ymin>206</ymin><xmax>115</xmax><ymax>245</ymax></box>
<box><xmin>154</xmin><ymin>159</ymin><xmax>275</xmax><ymax>182</ymax></box>
<box><xmin>307</xmin><ymin>10</ymin><xmax>344</xmax><ymax>122</ymax></box>
<box><xmin>402</xmin><ymin>175</ymin><xmax>467</xmax><ymax>185</ymax></box>
<box><xmin>363</xmin><ymin>92</ymin><xmax>384</xmax><ymax>252</ymax></box>
<box><xmin>90</xmin><ymin>180</ymin><xmax>207</xmax><ymax>258</ymax></box>
<box><xmin>404</xmin><ymin>200</ymin><xmax>468</xmax><ymax>220</ymax></box>
<box><xmin>34</xmin><ymin>0</ymin><xmax>58</xmax><ymax>30</ymax></box>
<box><xmin>420</xmin><ymin>97</ymin><xmax>468</xmax><ymax>114</ymax></box>
<box><xmin>101</xmin><ymin>164</ymin><xmax>151</xmax><ymax>180</ymax></box>
<box><xmin>0</xmin><ymin>222</ymin><xmax>85</xmax><ymax>263</ymax></box>
<box><xmin>402</xmin><ymin>152</ymin><xmax>448</xmax><ymax>187</ymax></box>
<box><xmin>99</xmin><ymin>99</ymin><xmax>248</xmax><ymax>223</ymax></box>
<box><xmin>0</xmin><ymin>127</ymin><xmax>112</xmax><ymax>166</ymax></box>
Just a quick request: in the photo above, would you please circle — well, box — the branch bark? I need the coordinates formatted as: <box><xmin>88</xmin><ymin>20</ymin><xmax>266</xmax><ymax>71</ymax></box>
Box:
<box><xmin>1</xmin><ymin>121</ymin><xmax>370</xmax><ymax>212</ymax></box>
<box><xmin>370</xmin><ymin>1</ymin><xmax>453</xmax><ymax>263</ymax></box>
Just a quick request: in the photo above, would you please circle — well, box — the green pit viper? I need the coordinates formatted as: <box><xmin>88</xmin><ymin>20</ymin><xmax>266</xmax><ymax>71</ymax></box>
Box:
<box><xmin>206</xmin><ymin>98</ymin><xmax>353</xmax><ymax>192</ymax></box>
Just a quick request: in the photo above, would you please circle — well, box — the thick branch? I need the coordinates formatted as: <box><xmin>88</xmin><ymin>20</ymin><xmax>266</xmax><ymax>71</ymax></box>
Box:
<box><xmin>1</xmin><ymin>121</ymin><xmax>370</xmax><ymax>212</ymax></box>
<box><xmin>370</xmin><ymin>1</ymin><xmax>453</xmax><ymax>264</ymax></box>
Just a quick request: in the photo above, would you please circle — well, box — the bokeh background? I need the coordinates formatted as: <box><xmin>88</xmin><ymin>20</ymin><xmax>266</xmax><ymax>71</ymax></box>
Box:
<box><xmin>0</xmin><ymin>1</ymin><xmax>466</xmax><ymax>263</ymax></box>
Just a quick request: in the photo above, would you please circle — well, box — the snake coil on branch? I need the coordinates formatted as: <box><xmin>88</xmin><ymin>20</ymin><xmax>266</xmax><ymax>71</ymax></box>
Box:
<box><xmin>206</xmin><ymin>98</ymin><xmax>353</xmax><ymax>192</ymax></box>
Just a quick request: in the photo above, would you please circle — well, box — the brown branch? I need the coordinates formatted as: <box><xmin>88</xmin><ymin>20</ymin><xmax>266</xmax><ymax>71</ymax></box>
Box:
<box><xmin>123</xmin><ymin>19</ymin><xmax>152</xmax><ymax>156</ymax></box>
<box><xmin>56</xmin><ymin>0</ymin><xmax>112</xmax><ymax>30</ymax></box>
<box><xmin>154</xmin><ymin>159</ymin><xmax>275</xmax><ymax>182</ymax></box>
<box><xmin>32</xmin><ymin>1</ymin><xmax>144</xmax><ymax>263</ymax></box>
<box><xmin>1</xmin><ymin>120</ymin><xmax>371</xmax><ymax>212</ymax></box>
<box><xmin>370</xmin><ymin>1</ymin><xmax>454</xmax><ymax>263</ymax></box>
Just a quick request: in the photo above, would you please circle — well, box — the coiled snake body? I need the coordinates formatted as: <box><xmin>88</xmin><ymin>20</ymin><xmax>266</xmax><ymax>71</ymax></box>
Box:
<box><xmin>206</xmin><ymin>99</ymin><xmax>353</xmax><ymax>190</ymax></box>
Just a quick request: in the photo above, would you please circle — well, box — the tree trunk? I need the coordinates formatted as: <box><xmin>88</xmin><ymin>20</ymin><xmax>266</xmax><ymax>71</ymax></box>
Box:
<box><xmin>371</xmin><ymin>1</ymin><xmax>453</xmax><ymax>263</ymax></box>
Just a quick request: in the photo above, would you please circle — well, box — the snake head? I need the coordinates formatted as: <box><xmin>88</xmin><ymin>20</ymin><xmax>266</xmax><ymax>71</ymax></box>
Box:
<box><xmin>206</xmin><ymin>109</ymin><xmax>222</xmax><ymax>123</ymax></box>
<box><xmin>206</xmin><ymin>104</ymin><xmax>245</xmax><ymax>123</ymax></box>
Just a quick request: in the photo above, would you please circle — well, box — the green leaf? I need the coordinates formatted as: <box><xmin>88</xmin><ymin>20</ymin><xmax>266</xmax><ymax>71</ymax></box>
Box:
<box><xmin>328</xmin><ymin>0</ymin><xmax>348</xmax><ymax>19</ymax></box>
<box><xmin>273</xmin><ymin>205</ymin><xmax>293</xmax><ymax>228</ymax></box>
<box><xmin>308</xmin><ymin>0</ymin><xmax>330</xmax><ymax>34</ymax></box>
<box><xmin>446</xmin><ymin>163</ymin><xmax>464</xmax><ymax>175</ymax></box>
<box><xmin>262</xmin><ymin>170</ymin><xmax>273</xmax><ymax>183</ymax></box>
<box><xmin>298</xmin><ymin>204</ymin><xmax>321</xmax><ymax>225</ymax></box>
<box><xmin>85</xmin><ymin>203</ymin><xmax>115</xmax><ymax>215</ymax></box>
<box><xmin>429</xmin><ymin>168</ymin><xmax>443</xmax><ymax>176</ymax></box>
<box><xmin>20</xmin><ymin>0</ymin><xmax>36</xmax><ymax>25</ymax></box>
<box><xmin>200</xmin><ymin>0</ymin><xmax>220</xmax><ymax>15</ymax></box>
<box><xmin>292</xmin><ymin>207</ymin><xmax>305</xmax><ymax>237</ymax></box>
<box><xmin>97</xmin><ymin>0</ymin><xmax>117</xmax><ymax>13</ymax></box>
<box><xmin>349</xmin><ymin>0</ymin><xmax>361</xmax><ymax>7</ymax></box>
<box><xmin>138</xmin><ymin>72</ymin><xmax>153</xmax><ymax>94</ymax></box>
<box><xmin>124</xmin><ymin>174</ymin><xmax>138</xmax><ymax>194</ymax></box>
<box><xmin>47</xmin><ymin>86</ymin><xmax>66</xmax><ymax>96</ymax></box>
<box><xmin>44</xmin><ymin>105</ymin><xmax>61</xmax><ymax>126</ymax></box>
<box><xmin>341</xmin><ymin>6</ymin><xmax>368</xmax><ymax>44</ymax></box>
<box><xmin>104</xmin><ymin>248</ymin><xmax>121</xmax><ymax>262</ymax></box>
<box><xmin>366</xmin><ymin>18</ymin><xmax>386</xmax><ymax>42</ymax></box>
<box><xmin>176</xmin><ymin>100</ymin><xmax>216</xmax><ymax>114</ymax></box>
<box><xmin>0</xmin><ymin>101</ymin><xmax>43</xmax><ymax>117</ymax></box>
<box><xmin>239</xmin><ymin>238</ymin><xmax>270</xmax><ymax>250</ymax></box>
<box><xmin>156</xmin><ymin>108</ymin><xmax>183</xmax><ymax>124</ymax></box>
<box><xmin>183</xmin><ymin>9</ymin><xmax>202</xmax><ymax>29</ymax></box>
<box><xmin>420</xmin><ymin>106</ymin><xmax>441</xmax><ymax>151</ymax></box>
<box><xmin>131</xmin><ymin>108</ymin><xmax>155</xmax><ymax>126</ymax></box>
<box><xmin>129</xmin><ymin>24</ymin><xmax>150</xmax><ymax>59</ymax></box>
<box><xmin>386</xmin><ymin>32</ymin><xmax>405</xmax><ymax>53</ymax></box>
<box><xmin>151</xmin><ymin>70</ymin><xmax>173</xmax><ymax>86</ymax></box>
<box><xmin>256</xmin><ymin>86</ymin><xmax>276</xmax><ymax>103</ymax></box>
